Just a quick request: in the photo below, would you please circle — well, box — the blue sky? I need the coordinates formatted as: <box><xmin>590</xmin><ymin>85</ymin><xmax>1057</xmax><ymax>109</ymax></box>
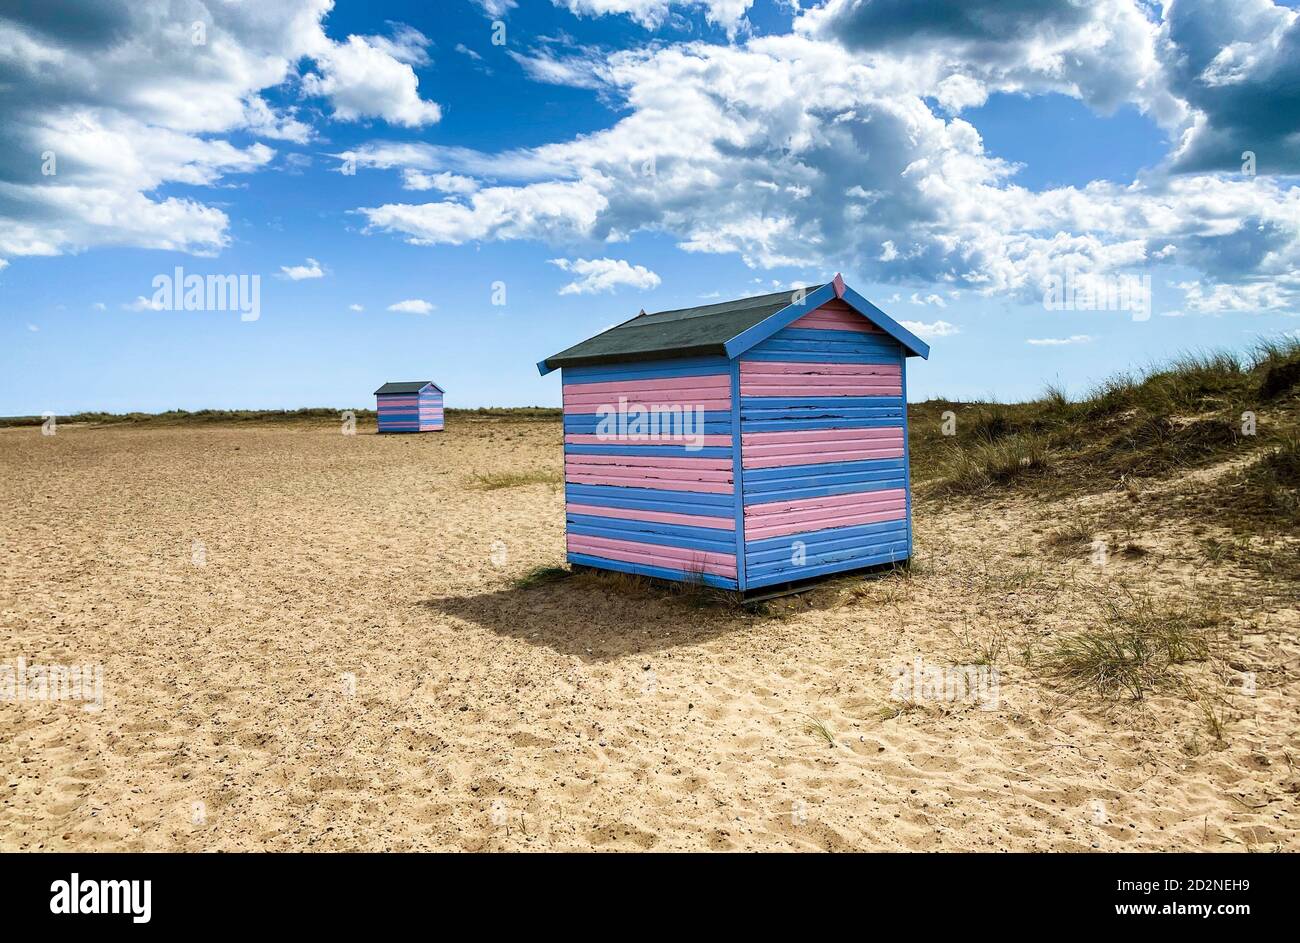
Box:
<box><xmin>2</xmin><ymin>0</ymin><xmax>1298</xmax><ymax>414</ymax></box>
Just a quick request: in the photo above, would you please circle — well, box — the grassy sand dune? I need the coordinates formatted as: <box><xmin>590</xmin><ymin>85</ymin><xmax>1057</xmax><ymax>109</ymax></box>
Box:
<box><xmin>0</xmin><ymin>343</ymin><xmax>1296</xmax><ymax>851</ymax></box>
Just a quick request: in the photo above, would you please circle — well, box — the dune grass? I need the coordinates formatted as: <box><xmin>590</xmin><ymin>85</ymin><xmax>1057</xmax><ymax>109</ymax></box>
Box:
<box><xmin>912</xmin><ymin>337</ymin><xmax>1300</xmax><ymax>499</ymax></box>
<box><xmin>1040</xmin><ymin>594</ymin><xmax>1221</xmax><ymax>701</ymax></box>
<box><xmin>466</xmin><ymin>469</ymin><xmax>563</xmax><ymax>490</ymax></box>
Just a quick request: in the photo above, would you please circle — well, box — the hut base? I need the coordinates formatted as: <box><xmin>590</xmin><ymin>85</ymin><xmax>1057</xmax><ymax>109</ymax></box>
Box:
<box><xmin>568</xmin><ymin>558</ymin><xmax>909</xmax><ymax>604</ymax></box>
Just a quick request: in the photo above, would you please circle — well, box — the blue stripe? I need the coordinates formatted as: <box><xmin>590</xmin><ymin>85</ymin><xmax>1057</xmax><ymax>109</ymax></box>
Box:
<box><xmin>561</xmin><ymin>357</ymin><xmax>730</xmax><ymax>385</ymax></box>
<box><xmin>563</xmin><ymin>411</ymin><xmax>732</xmax><ymax>434</ymax></box>
<box><xmin>760</xmin><ymin>327</ymin><xmax>905</xmax><ymax>349</ymax></box>
<box><xmin>741</xmin><ymin>396</ymin><xmax>904</xmax><ymax>411</ymax></box>
<box><xmin>564</xmin><ymin>444</ymin><xmax>733</xmax><ymax>458</ymax></box>
<box><xmin>745</xmin><ymin>520</ymin><xmax>910</xmax><ymax>559</ymax></box>
<box><xmin>743</xmin><ymin>475</ymin><xmax>904</xmax><ymax>505</ymax></box>
<box><xmin>564</xmin><ymin>483</ymin><xmax>734</xmax><ymax>515</ymax></box>
<box><xmin>729</xmin><ymin>359</ymin><xmax>747</xmax><ymax>590</ymax></box>
<box><xmin>743</xmin><ymin>543</ymin><xmax>910</xmax><ymax>584</ymax></box>
<box><xmin>567</xmin><ymin>516</ymin><xmax>736</xmax><ymax>553</ymax></box>
<box><xmin>734</xmin><ymin>416</ymin><xmax>904</xmax><ymax>432</ymax></box>
<box><xmin>567</xmin><ymin>553</ymin><xmax>737</xmax><ymax>590</ymax></box>
<box><xmin>743</xmin><ymin>457</ymin><xmax>905</xmax><ymax>482</ymax></box>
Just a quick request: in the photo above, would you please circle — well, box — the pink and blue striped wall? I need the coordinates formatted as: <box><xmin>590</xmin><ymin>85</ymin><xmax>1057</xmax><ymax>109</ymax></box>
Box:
<box><xmin>377</xmin><ymin>385</ymin><xmax>444</xmax><ymax>433</ymax></box>
<box><xmin>559</xmin><ymin>299</ymin><xmax>913</xmax><ymax>591</ymax></box>
<box><xmin>562</xmin><ymin>355</ymin><xmax>739</xmax><ymax>587</ymax></box>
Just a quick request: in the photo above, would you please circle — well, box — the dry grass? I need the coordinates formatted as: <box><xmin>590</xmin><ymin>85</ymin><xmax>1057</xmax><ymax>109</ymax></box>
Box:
<box><xmin>466</xmin><ymin>469</ymin><xmax>563</xmax><ymax>490</ymax></box>
<box><xmin>1040</xmin><ymin>593</ymin><xmax>1220</xmax><ymax>701</ymax></box>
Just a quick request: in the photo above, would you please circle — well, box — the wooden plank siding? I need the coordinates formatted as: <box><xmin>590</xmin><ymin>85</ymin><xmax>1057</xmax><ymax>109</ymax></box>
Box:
<box><xmin>737</xmin><ymin>300</ymin><xmax>910</xmax><ymax>589</ymax></box>
<box><xmin>561</xmin><ymin>356</ymin><xmax>739</xmax><ymax>588</ymax></box>
<box><xmin>376</xmin><ymin>384</ymin><xmax>444</xmax><ymax>432</ymax></box>
<box><xmin>551</xmin><ymin>292</ymin><xmax>920</xmax><ymax>593</ymax></box>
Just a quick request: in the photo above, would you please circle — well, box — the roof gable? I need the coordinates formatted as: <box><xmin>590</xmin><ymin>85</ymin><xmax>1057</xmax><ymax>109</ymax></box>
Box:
<box><xmin>537</xmin><ymin>275</ymin><xmax>929</xmax><ymax>375</ymax></box>
<box><xmin>374</xmin><ymin>381</ymin><xmax>443</xmax><ymax>395</ymax></box>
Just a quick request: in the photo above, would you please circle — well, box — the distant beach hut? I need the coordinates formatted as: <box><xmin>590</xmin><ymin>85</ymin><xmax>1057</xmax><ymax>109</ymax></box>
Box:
<box><xmin>373</xmin><ymin>381</ymin><xmax>445</xmax><ymax>433</ymax></box>
<box><xmin>537</xmin><ymin>274</ymin><xmax>930</xmax><ymax>596</ymax></box>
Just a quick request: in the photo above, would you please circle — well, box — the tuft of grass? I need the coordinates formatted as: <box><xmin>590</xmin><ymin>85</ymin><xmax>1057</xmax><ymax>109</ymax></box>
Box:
<box><xmin>466</xmin><ymin>469</ymin><xmax>562</xmax><ymax>490</ymax></box>
<box><xmin>1043</xmin><ymin>515</ymin><xmax>1094</xmax><ymax>553</ymax></box>
<box><xmin>1041</xmin><ymin>594</ymin><xmax>1219</xmax><ymax>701</ymax></box>
<box><xmin>801</xmin><ymin>715</ymin><xmax>836</xmax><ymax>747</ymax></box>
<box><xmin>932</xmin><ymin>434</ymin><xmax>1051</xmax><ymax>495</ymax></box>
<box><xmin>513</xmin><ymin>566</ymin><xmax>571</xmax><ymax>590</ymax></box>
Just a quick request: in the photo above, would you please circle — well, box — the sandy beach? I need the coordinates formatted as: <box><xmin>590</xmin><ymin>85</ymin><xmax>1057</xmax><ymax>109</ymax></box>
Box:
<box><xmin>1</xmin><ymin>419</ymin><xmax>1295</xmax><ymax>851</ymax></box>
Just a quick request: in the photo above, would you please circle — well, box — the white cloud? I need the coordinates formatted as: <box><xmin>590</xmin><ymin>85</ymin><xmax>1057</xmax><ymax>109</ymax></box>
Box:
<box><xmin>123</xmin><ymin>296</ymin><xmax>164</xmax><ymax>311</ymax></box>
<box><xmin>401</xmin><ymin>170</ymin><xmax>479</xmax><ymax>194</ymax></box>
<box><xmin>352</xmin><ymin>22</ymin><xmax>1300</xmax><ymax>312</ymax></box>
<box><xmin>26</xmin><ymin>323</ymin><xmax>38</xmax><ymax>332</ymax></box>
<box><xmin>552</xmin><ymin>1</ymin><xmax>755</xmax><ymax>36</ymax></box>
<box><xmin>280</xmin><ymin>258</ymin><xmax>325</xmax><ymax>280</ymax></box>
<box><xmin>472</xmin><ymin>0</ymin><xmax>518</xmax><ymax>15</ymax></box>
<box><xmin>1027</xmin><ymin>334</ymin><xmax>1093</xmax><ymax>346</ymax></box>
<box><xmin>0</xmin><ymin>3</ymin><xmax>442</xmax><ymax>261</ymax></box>
<box><xmin>455</xmin><ymin>44</ymin><xmax>483</xmax><ymax>62</ymax></box>
<box><xmin>349</xmin><ymin>303</ymin><xmax>364</xmax><ymax>312</ymax></box>
<box><xmin>900</xmin><ymin>319</ymin><xmax>961</xmax><ymax>338</ymax></box>
<box><xmin>92</xmin><ymin>302</ymin><xmax>106</xmax><ymax>311</ymax></box>
<box><xmin>301</xmin><ymin>31</ymin><xmax>441</xmax><ymax>127</ymax></box>
<box><xmin>549</xmin><ymin>257</ymin><xmax>662</xmax><ymax>294</ymax></box>
<box><xmin>387</xmin><ymin>299</ymin><xmax>435</xmax><ymax>314</ymax></box>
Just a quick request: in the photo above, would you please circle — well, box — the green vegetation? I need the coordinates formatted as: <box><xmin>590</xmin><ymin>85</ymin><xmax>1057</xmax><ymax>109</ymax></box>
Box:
<box><xmin>911</xmin><ymin>337</ymin><xmax>1300</xmax><ymax>507</ymax></box>
<box><xmin>1041</xmin><ymin>594</ymin><xmax>1221</xmax><ymax>701</ymax></box>
<box><xmin>0</xmin><ymin>406</ymin><xmax>562</xmax><ymax>428</ymax></box>
<box><xmin>465</xmin><ymin>469</ymin><xmax>563</xmax><ymax>490</ymax></box>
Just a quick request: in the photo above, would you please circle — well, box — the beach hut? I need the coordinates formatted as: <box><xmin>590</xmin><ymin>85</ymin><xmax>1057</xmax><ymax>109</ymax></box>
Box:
<box><xmin>373</xmin><ymin>381</ymin><xmax>444</xmax><ymax>433</ymax></box>
<box><xmin>537</xmin><ymin>275</ymin><xmax>930</xmax><ymax>596</ymax></box>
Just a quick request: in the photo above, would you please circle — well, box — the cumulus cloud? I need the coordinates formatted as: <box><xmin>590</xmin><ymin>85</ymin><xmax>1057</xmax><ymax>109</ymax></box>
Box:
<box><xmin>401</xmin><ymin>170</ymin><xmax>479</xmax><ymax>194</ymax></box>
<box><xmin>549</xmin><ymin>257</ymin><xmax>662</xmax><ymax>294</ymax></box>
<box><xmin>0</xmin><ymin>1</ymin><xmax>442</xmax><ymax>261</ymax></box>
<box><xmin>349</xmin><ymin>303</ymin><xmax>364</xmax><ymax>311</ymax></box>
<box><xmin>900</xmin><ymin>319</ymin><xmax>961</xmax><ymax>338</ymax></box>
<box><xmin>387</xmin><ymin>299</ymin><xmax>435</xmax><ymax>314</ymax></box>
<box><xmin>280</xmin><ymin>258</ymin><xmax>325</xmax><ymax>280</ymax></box>
<box><xmin>553</xmin><ymin>1</ymin><xmax>754</xmax><ymax>35</ymax></box>
<box><xmin>352</xmin><ymin>20</ymin><xmax>1300</xmax><ymax>313</ymax></box>
<box><xmin>1027</xmin><ymin>334</ymin><xmax>1093</xmax><ymax>346</ymax></box>
<box><xmin>1162</xmin><ymin>0</ymin><xmax>1300</xmax><ymax>172</ymax></box>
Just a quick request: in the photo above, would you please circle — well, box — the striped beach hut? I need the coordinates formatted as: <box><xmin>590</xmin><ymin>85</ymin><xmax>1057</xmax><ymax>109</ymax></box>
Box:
<box><xmin>373</xmin><ymin>381</ymin><xmax>445</xmax><ymax>433</ymax></box>
<box><xmin>537</xmin><ymin>274</ymin><xmax>930</xmax><ymax>595</ymax></box>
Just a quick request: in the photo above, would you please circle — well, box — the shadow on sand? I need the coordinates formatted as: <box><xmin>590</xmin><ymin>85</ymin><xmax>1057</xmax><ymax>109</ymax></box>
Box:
<box><xmin>420</xmin><ymin>576</ymin><xmax>762</xmax><ymax>663</ymax></box>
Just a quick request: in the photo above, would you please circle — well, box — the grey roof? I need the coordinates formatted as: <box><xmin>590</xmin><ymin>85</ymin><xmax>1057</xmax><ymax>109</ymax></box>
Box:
<box><xmin>540</xmin><ymin>286</ymin><xmax>823</xmax><ymax>372</ymax></box>
<box><xmin>373</xmin><ymin>381</ymin><xmax>442</xmax><ymax>395</ymax></box>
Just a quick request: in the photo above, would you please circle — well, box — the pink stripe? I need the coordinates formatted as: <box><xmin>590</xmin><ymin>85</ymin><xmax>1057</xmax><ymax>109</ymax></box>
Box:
<box><xmin>567</xmin><ymin>503</ymin><xmax>735</xmax><ymax>530</ymax></box>
<box><xmin>565</xmin><ymin>433</ymin><xmax>732</xmax><ymax>446</ymax></box>
<box><xmin>746</xmin><ymin>488</ymin><xmax>906</xmax><ymax>518</ymax></box>
<box><xmin>740</xmin><ymin>361</ymin><xmax>902</xmax><ymax>397</ymax></box>
<box><xmin>743</xmin><ymin>446</ymin><xmax>903</xmax><ymax>469</ymax></box>
<box><xmin>745</xmin><ymin>506</ymin><xmax>907</xmax><ymax>540</ymax></box>
<box><xmin>788</xmin><ymin>302</ymin><xmax>881</xmax><ymax>333</ymax></box>
<box><xmin>563</xmin><ymin>398</ymin><xmax>730</xmax><ymax>415</ymax></box>
<box><xmin>565</xmin><ymin>464</ymin><xmax>733</xmax><ymax>484</ymax></box>
<box><xmin>564</xmin><ymin>473</ymin><xmax>733</xmax><ymax>494</ymax></box>
<box><xmin>742</xmin><ymin>427</ymin><xmax>905</xmax><ymax>468</ymax></box>
<box><xmin>565</xmin><ymin>454</ymin><xmax>731</xmax><ymax>471</ymax></box>
<box><xmin>743</xmin><ymin>427</ymin><xmax>902</xmax><ymax>445</ymax></box>
<box><xmin>741</xmin><ymin>383</ymin><xmax>902</xmax><ymax>397</ymax></box>
<box><xmin>567</xmin><ymin>534</ymin><xmax>736</xmax><ymax>578</ymax></box>
<box><xmin>562</xmin><ymin>374</ymin><xmax>728</xmax><ymax>398</ymax></box>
